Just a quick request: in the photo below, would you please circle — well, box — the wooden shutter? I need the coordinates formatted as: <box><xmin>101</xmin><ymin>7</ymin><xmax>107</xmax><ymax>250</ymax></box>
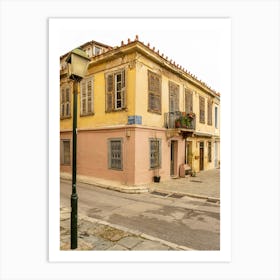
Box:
<box><xmin>169</xmin><ymin>81</ymin><xmax>179</xmax><ymax>112</ymax></box>
<box><xmin>81</xmin><ymin>81</ymin><xmax>87</xmax><ymax>115</ymax></box>
<box><xmin>60</xmin><ymin>88</ymin><xmax>65</xmax><ymax>117</ymax></box>
<box><xmin>199</xmin><ymin>96</ymin><xmax>205</xmax><ymax>123</ymax></box>
<box><xmin>65</xmin><ymin>87</ymin><xmax>70</xmax><ymax>116</ymax></box>
<box><xmin>106</xmin><ymin>74</ymin><xmax>114</xmax><ymax>112</ymax></box>
<box><xmin>185</xmin><ymin>89</ymin><xmax>193</xmax><ymax>113</ymax></box>
<box><xmin>207</xmin><ymin>99</ymin><xmax>212</xmax><ymax>125</ymax></box>
<box><xmin>148</xmin><ymin>71</ymin><xmax>161</xmax><ymax>114</ymax></box>
<box><xmin>121</xmin><ymin>70</ymin><xmax>126</xmax><ymax>108</ymax></box>
<box><xmin>87</xmin><ymin>79</ymin><xmax>93</xmax><ymax>113</ymax></box>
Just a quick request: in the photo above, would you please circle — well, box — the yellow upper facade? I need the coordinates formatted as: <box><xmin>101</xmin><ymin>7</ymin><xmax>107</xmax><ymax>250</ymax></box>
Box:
<box><xmin>60</xmin><ymin>38</ymin><xmax>220</xmax><ymax>137</ymax></box>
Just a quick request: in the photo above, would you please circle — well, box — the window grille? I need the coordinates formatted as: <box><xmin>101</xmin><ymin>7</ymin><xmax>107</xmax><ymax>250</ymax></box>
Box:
<box><xmin>108</xmin><ymin>139</ymin><xmax>122</xmax><ymax>170</ymax></box>
<box><xmin>61</xmin><ymin>140</ymin><xmax>70</xmax><ymax>165</ymax></box>
<box><xmin>150</xmin><ymin>139</ymin><xmax>161</xmax><ymax>169</ymax></box>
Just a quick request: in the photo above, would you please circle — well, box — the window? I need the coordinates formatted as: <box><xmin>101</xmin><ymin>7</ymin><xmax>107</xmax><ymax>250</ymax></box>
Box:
<box><xmin>169</xmin><ymin>81</ymin><xmax>179</xmax><ymax>112</ymax></box>
<box><xmin>61</xmin><ymin>140</ymin><xmax>71</xmax><ymax>165</ymax></box>
<box><xmin>86</xmin><ymin>48</ymin><xmax>91</xmax><ymax>57</ymax></box>
<box><xmin>60</xmin><ymin>86</ymin><xmax>71</xmax><ymax>118</ymax></box>
<box><xmin>199</xmin><ymin>96</ymin><xmax>205</xmax><ymax>123</ymax></box>
<box><xmin>105</xmin><ymin>70</ymin><xmax>126</xmax><ymax>112</ymax></box>
<box><xmin>150</xmin><ymin>139</ymin><xmax>161</xmax><ymax>169</ymax></box>
<box><xmin>207</xmin><ymin>99</ymin><xmax>212</xmax><ymax>125</ymax></box>
<box><xmin>185</xmin><ymin>88</ymin><xmax>193</xmax><ymax>113</ymax></box>
<box><xmin>80</xmin><ymin>77</ymin><xmax>94</xmax><ymax>116</ymax></box>
<box><xmin>94</xmin><ymin>46</ymin><xmax>101</xmax><ymax>55</ymax></box>
<box><xmin>208</xmin><ymin>142</ymin><xmax>212</xmax><ymax>163</ymax></box>
<box><xmin>108</xmin><ymin>139</ymin><xmax>123</xmax><ymax>170</ymax></box>
<box><xmin>186</xmin><ymin>141</ymin><xmax>192</xmax><ymax>165</ymax></box>
<box><xmin>215</xmin><ymin>106</ymin><xmax>218</xmax><ymax>128</ymax></box>
<box><xmin>148</xmin><ymin>70</ymin><xmax>161</xmax><ymax>114</ymax></box>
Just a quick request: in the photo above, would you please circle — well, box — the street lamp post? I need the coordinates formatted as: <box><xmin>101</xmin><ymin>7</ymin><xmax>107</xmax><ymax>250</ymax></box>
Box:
<box><xmin>65</xmin><ymin>48</ymin><xmax>90</xmax><ymax>249</ymax></box>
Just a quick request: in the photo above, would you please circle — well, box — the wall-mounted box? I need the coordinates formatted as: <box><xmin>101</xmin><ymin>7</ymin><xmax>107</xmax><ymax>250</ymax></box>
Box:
<box><xmin>128</xmin><ymin>115</ymin><xmax>142</xmax><ymax>125</ymax></box>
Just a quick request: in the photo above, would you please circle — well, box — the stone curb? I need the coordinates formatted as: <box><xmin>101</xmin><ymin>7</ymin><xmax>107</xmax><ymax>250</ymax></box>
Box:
<box><xmin>60</xmin><ymin>176</ymin><xmax>148</xmax><ymax>194</ymax></box>
<box><xmin>70</xmin><ymin>211</ymin><xmax>194</xmax><ymax>251</ymax></box>
<box><xmin>61</xmin><ymin>177</ymin><xmax>220</xmax><ymax>203</ymax></box>
<box><xmin>149</xmin><ymin>188</ymin><xmax>220</xmax><ymax>203</ymax></box>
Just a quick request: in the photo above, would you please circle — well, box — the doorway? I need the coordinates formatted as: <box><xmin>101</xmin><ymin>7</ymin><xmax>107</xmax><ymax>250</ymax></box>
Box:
<box><xmin>199</xmin><ymin>141</ymin><xmax>204</xmax><ymax>171</ymax></box>
<box><xmin>170</xmin><ymin>140</ymin><xmax>177</xmax><ymax>176</ymax></box>
<box><xmin>214</xmin><ymin>142</ymin><xmax>218</xmax><ymax>168</ymax></box>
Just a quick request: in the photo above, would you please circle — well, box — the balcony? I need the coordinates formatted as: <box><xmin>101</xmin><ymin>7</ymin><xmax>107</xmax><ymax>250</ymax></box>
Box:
<box><xmin>164</xmin><ymin>111</ymin><xmax>196</xmax><ymax>133</ymax></box>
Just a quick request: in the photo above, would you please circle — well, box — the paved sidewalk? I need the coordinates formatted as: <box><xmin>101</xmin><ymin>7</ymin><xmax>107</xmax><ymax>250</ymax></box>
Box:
<box><xmin>60</xmin><ymin>207</ymin><xmax>192</xmax><ymax>251</ymax></box>
<box><xmin>61</xmin><ymin>169</ymin><xmax>220</xmax><ymax>201</ymax></box>
<box><xmin>148</xmin><ymin>169</ymin><xmax>220</xmax><ymax>201</ymax></box>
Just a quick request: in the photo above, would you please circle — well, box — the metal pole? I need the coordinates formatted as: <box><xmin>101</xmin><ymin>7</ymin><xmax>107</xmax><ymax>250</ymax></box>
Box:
<box><xmin>71</xmin><ymin>81</ymin><xmax>78</xmax><ymax>249</ymax></box>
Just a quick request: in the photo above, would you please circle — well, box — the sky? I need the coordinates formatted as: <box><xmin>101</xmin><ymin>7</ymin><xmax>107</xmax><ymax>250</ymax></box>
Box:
<box><xmin>57</xmin><ymin>18</ymin><xmax>230</xmax><ymax>95</ymax></box>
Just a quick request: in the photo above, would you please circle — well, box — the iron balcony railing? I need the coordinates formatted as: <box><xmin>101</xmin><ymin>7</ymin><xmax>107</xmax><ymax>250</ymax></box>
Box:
<box><xmin>164</xmin><ymin>111</ymin><xmax>196</xmax><ymax>130</ymax></box>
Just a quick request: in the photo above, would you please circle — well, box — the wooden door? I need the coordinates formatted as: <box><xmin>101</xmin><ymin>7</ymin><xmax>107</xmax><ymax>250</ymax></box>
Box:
<box><xmin>170</xmin><ymin>141</ymin><xmax>175</xmax><ymax>176</ymax></box>
<box><xmin>199</xmin><ymin>142</ymin><xmax>204</xmax><ymax>171</ymax></box>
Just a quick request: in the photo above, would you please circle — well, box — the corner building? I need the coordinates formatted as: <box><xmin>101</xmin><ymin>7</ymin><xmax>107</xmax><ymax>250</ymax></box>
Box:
<box><xmin>60</xmin><ymin>37</ymin><xmax>220</xmax><ymax>187</ymax></box>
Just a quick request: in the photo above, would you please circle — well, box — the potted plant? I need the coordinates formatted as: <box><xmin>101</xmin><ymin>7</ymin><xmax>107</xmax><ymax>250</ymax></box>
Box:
<box><xmin>175</xmin><ymin>118</ymin><xmax>181</xmax><ymax>128</ymax></box>
<box><xmin>187</xmin><ymin>112</ymin><xmax>195</xmax><ymax>119</ymax></box>
<box><xmin>191</xmin><ymin>170</ymin><xmax>197</xmax><ymax>177</ymax></box>
<box><xmin>180</xmin><ymin>115</ymin><xmax>191</xmax><ymax>128</ymax></box>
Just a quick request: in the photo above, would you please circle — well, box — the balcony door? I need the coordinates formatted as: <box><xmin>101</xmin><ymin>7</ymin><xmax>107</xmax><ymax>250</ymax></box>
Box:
<box><xmin>169</xmin><ymin>81</ymin><xmax>179</xmax><ymax>113</ymax></box>
<box><xmin>169</xmin><ymin>82</ymin><xmax>179</xmax><ymax>128</ymax></box>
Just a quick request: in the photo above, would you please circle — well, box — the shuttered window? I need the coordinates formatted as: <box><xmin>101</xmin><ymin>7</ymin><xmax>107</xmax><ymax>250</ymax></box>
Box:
<box><xmin>108</xmin><ymin>139</ymin><xmax>123</xmax><ymax>170</ymax></box>
<box><xmin>105</xmin><ymin>69</ymin><xmax>126</xmax><ymax>112</ymax></box>
<box><xmin>150</xmin><ymin>139</ymin><xmax>161</xmax><ymax>169</ymax></box>
<box><xmin>80</xmin><ymin>77</ymin><xmax>94</xmax><ymax>116</ymax></box>
<box><xmin>199</xmin><ymin>96</ymin><xmax>205</xmax><ymax>124</ymax></box>
<box><xmin>169</xmin><ymin>81</ymin><xmax>179</xmax><ymax>112</ymax></box>
<box><xmin>207</xmin><ymin>99</ymin><xmax>212</xmax><ymax>125</ymax></box>
<box><xmin>215</xmin><ymin>106</ymin><xmax>218</xmax><ymax>128</ymax></box>
<box><xmin>60</xmin><ymin>140</ymin><xmax>71</xmax><ymax>165</ymax></box>
<box><xmin>148</xmin><ymin>70</ymin><xmax>161</xmax><ymax>114</ymax></box>
<box><xmin>60</xmin><ymin>86</ymin><xmax>71</xmax><ymax>118</ymax></box>
<box><xmin>185</xmin><ymin>89</ymin><xmax>193</xmax><ymax>113</ymax></box>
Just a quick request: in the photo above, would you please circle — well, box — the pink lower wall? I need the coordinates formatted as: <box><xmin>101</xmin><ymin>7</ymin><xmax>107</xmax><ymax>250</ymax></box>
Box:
<box><xmin>60</xmin><ymin>126</ymin><xmax>187</xmax><ymax>186</ymax></box>
<box><xmin>77</xmin><ymin>128</ymin><xmax>135</xmax><ymax>185</ymax></box>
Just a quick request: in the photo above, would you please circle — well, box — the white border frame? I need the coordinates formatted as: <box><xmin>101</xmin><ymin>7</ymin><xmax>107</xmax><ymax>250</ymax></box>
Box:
<box><xmin>0</xmin><ymin>0</ymin><xmax>279</xmax><ymax>279</ymax></box>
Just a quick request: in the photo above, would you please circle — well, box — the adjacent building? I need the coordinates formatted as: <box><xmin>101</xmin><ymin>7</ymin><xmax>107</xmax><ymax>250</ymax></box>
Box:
<box><xmin>60</xmin><ymin>36</ymin><xmax>220</xmax><ymax>187</ymax></box>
